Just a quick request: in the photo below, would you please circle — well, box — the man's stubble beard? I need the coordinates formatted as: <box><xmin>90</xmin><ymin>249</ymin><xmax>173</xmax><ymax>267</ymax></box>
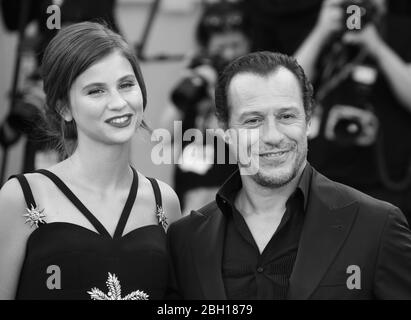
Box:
<box><xmin>251</xmin><ymin>141</ymin><xmax>308</xmax><ymax>189</ymax></box>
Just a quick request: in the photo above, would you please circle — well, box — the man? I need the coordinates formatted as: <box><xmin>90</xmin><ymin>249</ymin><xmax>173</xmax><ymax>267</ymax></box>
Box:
<box><xmin>167</xmin><ymin>51</ymin><xmax>411</xmax><ymax>299</ymax></box>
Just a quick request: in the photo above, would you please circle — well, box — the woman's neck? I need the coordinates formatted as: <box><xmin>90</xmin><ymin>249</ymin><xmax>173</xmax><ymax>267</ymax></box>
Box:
<box><xmin>62</xmin><ymin>139</ymin><xmax>133</xmax><ymax>192</ymax></box>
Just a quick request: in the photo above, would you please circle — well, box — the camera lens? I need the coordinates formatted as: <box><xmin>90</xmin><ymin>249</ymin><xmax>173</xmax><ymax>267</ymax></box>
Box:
<box><xmin>334</xmin><ymin>118</ymin><xmax>363</xmax><ymax>145</ymax></box>
<box><xmin>171</xmin><ymin>76</ymin><xmax>208</xmax><ymax>112</ymax></box>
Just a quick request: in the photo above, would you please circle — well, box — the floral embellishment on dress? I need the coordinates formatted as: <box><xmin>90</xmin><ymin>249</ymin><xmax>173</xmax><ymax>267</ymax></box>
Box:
<box><xmin>87</xmin><ymin>272</ymin><xmax>149</xmax><ymax>300</ymax></box>
<box><xmin>156</xmin><ymin>205</ymin><xmax>168</xmax><ymax>229</ymax></box>
<box><xmin>23</xmin><ymin>204</ymin><xmax>46</xmax><ymax>228</ymax></box>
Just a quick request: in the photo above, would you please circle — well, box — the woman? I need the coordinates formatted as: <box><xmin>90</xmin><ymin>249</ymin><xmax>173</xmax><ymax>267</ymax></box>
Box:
<box><xmin>0</xmin><ymin>22</ymin><xmax>181</xmax><ymax>299</ymax></box>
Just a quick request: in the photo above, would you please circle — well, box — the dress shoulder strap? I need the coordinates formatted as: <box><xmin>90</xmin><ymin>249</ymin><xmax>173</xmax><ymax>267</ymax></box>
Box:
<box><xmin>8</xmin><ymin>173</ymin><xmax>46</xmax><ymax>228</ymax></box>
<box><xmin>9</xmin><ymin>174</ymin><xmax>37</xmax><ymax>209</ymax></box>
<box><xmin>146</xmin><ymin>177</ymin><xmax>167</xmax><ymax>229</ymax></box>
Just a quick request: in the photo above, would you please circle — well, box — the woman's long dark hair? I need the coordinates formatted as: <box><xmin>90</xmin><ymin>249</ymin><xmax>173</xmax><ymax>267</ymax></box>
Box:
<box><xmin>41</xmin><ymin>21</ymin><xmax>149</xmax><ymax>158</ymax></box>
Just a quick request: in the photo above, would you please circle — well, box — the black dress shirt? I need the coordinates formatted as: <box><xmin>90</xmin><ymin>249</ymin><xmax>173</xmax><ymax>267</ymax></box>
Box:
<box><xmin>216</xmin><ymin>164</ymin><xmax>312</xmax><ymax>299</ymax></box>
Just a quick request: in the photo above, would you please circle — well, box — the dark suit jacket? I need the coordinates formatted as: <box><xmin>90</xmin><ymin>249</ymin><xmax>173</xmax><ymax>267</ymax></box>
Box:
<box><xmin>167</xmin><ymin>168</ymin><xmax>411</xmax><ymax>299</ymax></box>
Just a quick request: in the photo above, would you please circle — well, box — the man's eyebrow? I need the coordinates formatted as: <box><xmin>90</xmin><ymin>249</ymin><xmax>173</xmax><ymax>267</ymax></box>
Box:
<box><xmin>238</xmin><ymin>111</ymin><xmax>264</xmax><ymax>121</ymax></box>
<box><xmin>277</xmin><ymin>106</ymin><xmax>302</xmax><ymax>113</ymax></box>
<box><xmin>238</xmin><ymin>106</ymin><xmax>302</xmax><ymax>119</ymax></box>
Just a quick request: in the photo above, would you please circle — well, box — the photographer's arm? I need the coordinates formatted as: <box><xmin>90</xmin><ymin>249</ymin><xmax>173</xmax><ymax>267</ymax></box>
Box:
<box><xmin>344</xmin><ymin>25</ymin><xmax>411</xmax><ymax>113</ymax></box>
<box><xmin>375</xmin><ymin>45</ymin><xmax>411</xmax><ymax>113</ymax></box>
<box><xmin>295</xmin><ymin>27</ymin><xmax>330</xmax><ymax>81</ymax></box>
<box><xmin>294</xmin><ymin>0</ymin><xmax>345</xmax><ymax>81</ymax></box>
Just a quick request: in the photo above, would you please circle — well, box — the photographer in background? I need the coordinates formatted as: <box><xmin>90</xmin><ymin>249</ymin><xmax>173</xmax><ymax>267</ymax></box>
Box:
<box><xmin>295</xmin><ymin>0</ymin><xmax>411</xmax><ymax>223</ymax></box>
<box><xmin>242</xmin><ymin>0</ymin><xmax>323</xmax><ymax>55</ymax></box>
<box><xmin>1</xmin><ymin>0</ymin><xmax>119</xmax><ymax>64</ymax></box>
<box><xmin>160</xmin><ymin>1</ymin><xmax>250</xmax><ymax>214</ymax></box>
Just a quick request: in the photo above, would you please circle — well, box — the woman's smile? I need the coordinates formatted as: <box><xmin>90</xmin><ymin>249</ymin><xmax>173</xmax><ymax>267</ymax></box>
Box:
<box><xmin>105</xmin><ymin>113</ymin><xmax>133</xmax><ymax>128</ymax></box>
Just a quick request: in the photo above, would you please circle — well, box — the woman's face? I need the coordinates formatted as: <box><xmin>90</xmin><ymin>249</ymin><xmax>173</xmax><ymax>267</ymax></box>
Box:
<box><xmin>66</xmin><ymin>50</ymin><xmax>144</xmax><ymax>147</ymax></box>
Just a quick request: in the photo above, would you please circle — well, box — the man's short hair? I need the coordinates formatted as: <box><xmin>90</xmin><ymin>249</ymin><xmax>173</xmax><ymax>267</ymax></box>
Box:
<box><xmin>215</xmin><ymin>51</ymin><xmax>314</xmax><ymax>128</ymax></box>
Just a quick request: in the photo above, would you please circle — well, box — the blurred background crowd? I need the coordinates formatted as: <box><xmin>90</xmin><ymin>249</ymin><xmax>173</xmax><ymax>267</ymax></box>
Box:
<box><xmin>0</xmin><ymin>0</ymin><xmax>411</xmax><ymax>221</ymax></box>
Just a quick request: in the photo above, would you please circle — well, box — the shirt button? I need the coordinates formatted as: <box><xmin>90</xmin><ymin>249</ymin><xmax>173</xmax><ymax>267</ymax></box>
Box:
<box><xmin>257</xmin><ymin>267</ymin><xmax>264</xmax><ymax>273</ymax></box>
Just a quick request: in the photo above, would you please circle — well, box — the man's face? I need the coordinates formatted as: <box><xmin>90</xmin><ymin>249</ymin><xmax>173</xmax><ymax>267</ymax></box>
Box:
<box><xmin>226</xmin><ymin>68</ymin><xmax>309</xmax><ymax>188</ymax></box>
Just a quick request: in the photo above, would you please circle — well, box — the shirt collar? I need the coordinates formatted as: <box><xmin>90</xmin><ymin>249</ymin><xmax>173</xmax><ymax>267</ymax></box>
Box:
<box><xmin>216</xmin><ymin>163</ymin><xmax>312</xmax><ymax>215</ymax></box>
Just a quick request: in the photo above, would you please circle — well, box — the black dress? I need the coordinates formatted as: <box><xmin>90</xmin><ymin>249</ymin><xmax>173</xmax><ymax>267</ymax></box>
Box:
<box><xmin>10</xmin><ymin>167</ymin><xmax>169</xmax><ymax>300</ymax></box>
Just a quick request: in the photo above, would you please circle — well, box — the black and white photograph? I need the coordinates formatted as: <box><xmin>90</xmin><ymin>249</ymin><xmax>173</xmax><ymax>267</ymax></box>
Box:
<box><xmin>0</xmin><ymin>0</ymin><xmax>411</xmax><ymax>310</ymax></box>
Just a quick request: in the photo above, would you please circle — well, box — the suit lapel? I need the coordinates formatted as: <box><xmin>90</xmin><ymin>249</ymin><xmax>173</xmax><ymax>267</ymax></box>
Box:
<box><xmin>191</xmin><ymin>208</ymin><xmax>227</xmax><ymax>299</ymax></box>
<box><xmin>288</xmin><ymin>172</ymin><xmax>359</xmax><ymax>299</ymax></box>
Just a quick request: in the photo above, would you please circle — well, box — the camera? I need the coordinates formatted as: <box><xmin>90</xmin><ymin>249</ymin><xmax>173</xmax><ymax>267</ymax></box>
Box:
<box><xmin>336</xmin><ymin>62</ymin><xmax>379</xmax><ymax>145</ymax></box>
<box><xmin>0</xmin><ymin>91</ymin><xmax>43</xmax><ymax>147</ymax></box>
<box><xmin>171</xmin><ymin>54</ymin><xmax>227</xmax><ymax>113</ymax></box>
<box><xmin>0</xmin><ymin>70</ymin><xmax>45</xmax><ymax>148</ymax></box>
<box><xmin>341</xmin><ymin>0</ymin><xmax>380</xmax><ymax>29</ymax></box>
<box><xmin>333</xmin><ymin>116</ymin><xmax>363</xmax><ymax>144</ymax></box>
<box><xmin>325</xmin><ymin>103</ymin><xmax>379</xmax><ymax>147</ymax></box>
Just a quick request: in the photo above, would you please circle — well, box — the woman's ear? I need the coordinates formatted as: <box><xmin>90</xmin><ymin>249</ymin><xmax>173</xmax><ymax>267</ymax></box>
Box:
<box><xmin>57</xmin><ymin>101</ymin><xmax>73</xmax><ymax>122</ymax></box>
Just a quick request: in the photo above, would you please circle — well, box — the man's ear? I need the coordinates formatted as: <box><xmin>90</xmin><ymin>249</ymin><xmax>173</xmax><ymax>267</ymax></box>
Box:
<box><xmin>57</xmin><ymin>101</ymin><xmax>73</xmax><ymax>122</ymax></box>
